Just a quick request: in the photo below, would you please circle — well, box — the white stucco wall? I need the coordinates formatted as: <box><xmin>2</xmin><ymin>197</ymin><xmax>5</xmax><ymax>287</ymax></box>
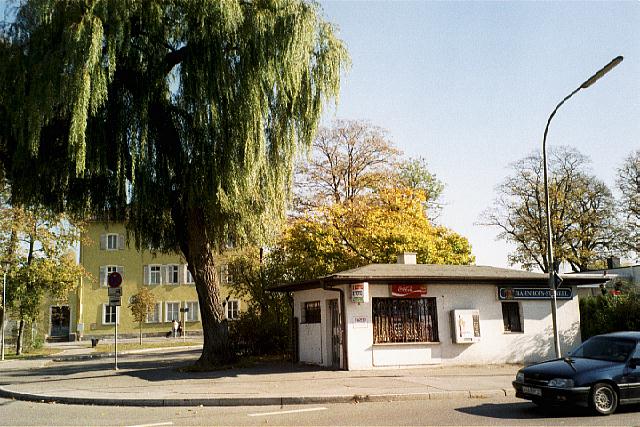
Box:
<box><xmin>292</xmin><ymin>283</ymin><xmax>582</xmax><ymax>370</ymax></box>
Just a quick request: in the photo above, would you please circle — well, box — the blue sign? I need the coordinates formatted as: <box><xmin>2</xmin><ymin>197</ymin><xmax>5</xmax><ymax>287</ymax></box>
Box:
<box><xmin>498</xmin><ymin>287</ymin><xmax>572</xmax><ymax>301</ymax></box>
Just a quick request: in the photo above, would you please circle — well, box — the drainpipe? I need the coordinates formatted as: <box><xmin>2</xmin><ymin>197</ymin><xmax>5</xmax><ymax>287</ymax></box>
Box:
<box><xmin>322</xmin><ymin>281</ymin><xmax>348</xmax><ymax>371</ymax></box>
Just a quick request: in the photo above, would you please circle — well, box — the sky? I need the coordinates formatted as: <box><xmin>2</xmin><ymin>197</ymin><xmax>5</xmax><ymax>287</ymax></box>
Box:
<box><xmin>0</xmin><ymin>1</ymin><xmax>637</xmax><ymax>270</ymax></box>
<box><xmin>318</xmin><ymin>0</ymin><xmax>640</xmax><ymax>270</ymax></box>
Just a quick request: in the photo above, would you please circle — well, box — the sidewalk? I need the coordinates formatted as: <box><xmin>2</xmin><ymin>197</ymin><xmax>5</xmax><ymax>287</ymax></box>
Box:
<box><xmin>0</xmin><ymin>345</ymin><xmax>520</xmax><ymax>407</ymax></box>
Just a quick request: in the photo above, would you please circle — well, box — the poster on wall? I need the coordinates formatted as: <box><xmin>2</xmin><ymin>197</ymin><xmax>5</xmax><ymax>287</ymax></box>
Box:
<box><xmin>390</xmin><ymin>284</ymin><xmax>427</xmax><ymax>298</ymax></box>
<box><xmin>351</xmin><ymin>282</ymin><xmax>369</xmax><ymax>303</ymax></box>
<box><xmin>451</xmin><ymin>309</ymin><xmax>481</xmax><ymax>343</ymax></box>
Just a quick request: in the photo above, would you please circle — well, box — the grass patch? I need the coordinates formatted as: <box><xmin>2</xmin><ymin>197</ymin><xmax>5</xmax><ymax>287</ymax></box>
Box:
<box><xmin>95</xmin><ymin>341</ymin><xmax>201</xmax><ymax>353</ymax></box>
<box><xmin>3</xmin><ymin>347</ymin><xmax>58</xmax><ymax>360</ymax></box>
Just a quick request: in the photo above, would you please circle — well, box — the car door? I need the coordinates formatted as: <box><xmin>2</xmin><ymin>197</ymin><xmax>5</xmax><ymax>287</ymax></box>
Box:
<box><xmin>621</xmin><ymin>341</ymin><xmax>640</xmax><ymax>402</ymax></box>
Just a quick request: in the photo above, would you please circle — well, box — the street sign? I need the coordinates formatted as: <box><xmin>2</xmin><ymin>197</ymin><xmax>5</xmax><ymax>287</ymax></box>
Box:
<box><xmin>108</xmin><ymin>296</ymin><xmax>121</xmax><ymax>306</ymax></box>
<box><xmin>108</xmin><ymin>287</ymin><xmax>122</xmax><ymax>297</ymax></box>
<box><xmin>179</xmin><ymin>307</ymin><xmax>189</xmax><ymax>313</ymax></box>
<box><xmin>108</xmin><ymin>271</ymin><xmax>122</xmax><ymax>288</ymax></box>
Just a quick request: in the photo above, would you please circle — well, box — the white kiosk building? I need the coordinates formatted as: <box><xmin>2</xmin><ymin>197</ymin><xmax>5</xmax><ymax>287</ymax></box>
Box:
<box><xmin>274</xmin><ymin>253</ymin><xmax>609</xmax><ymax>370</ymax></box>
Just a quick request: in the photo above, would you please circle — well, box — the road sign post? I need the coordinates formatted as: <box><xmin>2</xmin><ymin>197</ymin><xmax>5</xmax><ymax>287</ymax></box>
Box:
<box><xmin>180</xmin><ymin>307</ymin><xmax>189</xmax><ymax>341</ymax></box>
<box><xmin>107</xmin><ymin>271</ymin><xmax>122</xmax><ymax>371</ymax></box>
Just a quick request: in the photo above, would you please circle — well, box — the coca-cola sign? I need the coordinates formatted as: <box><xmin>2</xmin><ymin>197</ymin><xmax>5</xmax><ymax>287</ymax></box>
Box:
<box><xmin>390</xmin><ymin>284</ymin><xmax>427</xmax><ymax>298</ymax></box>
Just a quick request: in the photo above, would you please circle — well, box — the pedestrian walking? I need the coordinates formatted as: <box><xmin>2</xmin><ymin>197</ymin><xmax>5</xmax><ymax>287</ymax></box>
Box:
<box><xmin>172</xmin><ymin>319</ymin><xmax>179</xmax><ymax>338</ymax></box>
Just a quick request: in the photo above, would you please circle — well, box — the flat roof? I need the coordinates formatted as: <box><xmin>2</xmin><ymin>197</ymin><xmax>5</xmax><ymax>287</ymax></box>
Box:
<box><xmin>272</xmin><ymin>264</ymin><xmax>611</xmax><ymax>292</ymax></box>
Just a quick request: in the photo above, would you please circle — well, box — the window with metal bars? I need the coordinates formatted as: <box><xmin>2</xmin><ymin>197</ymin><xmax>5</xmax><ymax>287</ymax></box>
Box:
<box><xmin>502</xmin><ymin>302</ymin><xmax>522</xmax><ymax>332</ymax></box>
<box><xmin>373</xmin><ymin>298</ymin><xmax>439</xmax><ymax>343</ymax></box>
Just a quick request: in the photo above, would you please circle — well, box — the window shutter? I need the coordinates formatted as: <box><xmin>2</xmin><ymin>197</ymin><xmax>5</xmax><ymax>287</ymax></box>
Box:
<box><xmin>99</xmin><ymin>266</ymin><xmax>106</xmax><ymax>287</ymax></box>
<box><xmin>118</xmin><ymin>234</ymin><xmax>125</xmax><ymax>250</ymax></box>
<box><xmin>117</xmin><ymin>266</ymin><xmax>125</xmax><ymax>280</ymax></box>
<box><xmin>178</xmin><ymin>265</ymin><xmax>185</xmax><ymax>284</ymax></box>
<box><xmin>99</xmin><ymin>234</ymin><xmax>106</xmax><ymax>250</ymax></box>
<box><xmin>160</xmin><ymin>265</ymin><xmax>166</xmax><ymax>285</ymax></box>
<box><xmin>143</xmin><ymin>265</ymin><xmax>149</xmax><ymax>285</ymax></box>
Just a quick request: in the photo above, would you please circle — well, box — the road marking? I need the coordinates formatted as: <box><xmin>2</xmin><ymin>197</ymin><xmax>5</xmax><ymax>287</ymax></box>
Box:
<box><xmin>248</xmin><ymin>407</ymin><xmax>328</xmax><ymax>417</ymax></box>
<box><xmin>125</xmin><ymin>422</ymin><xmax>173</xmax><ymax>427</ymax></box>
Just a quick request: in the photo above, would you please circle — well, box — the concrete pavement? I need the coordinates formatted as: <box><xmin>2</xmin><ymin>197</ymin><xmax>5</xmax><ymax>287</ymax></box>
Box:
<box><xmin>0</xmin><ymin>342</ymin><xmax>520</xmax><ymax>407</ymax></box>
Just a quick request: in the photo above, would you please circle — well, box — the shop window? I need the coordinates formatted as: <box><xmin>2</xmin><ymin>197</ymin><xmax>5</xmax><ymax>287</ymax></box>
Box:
<box><xmin>502</xmin><ymin>302</ymin><xmax>522</xmax><ymax>332</ymax></box>
<box><xmin>372</xmin><ymin>298</ymin><xmax>439</xmax><ymax>343</ymax></box>
<box><xmin>303</xmin><ymin>301</ymin><xmax>321</xmax><ymax>324</ymax></box>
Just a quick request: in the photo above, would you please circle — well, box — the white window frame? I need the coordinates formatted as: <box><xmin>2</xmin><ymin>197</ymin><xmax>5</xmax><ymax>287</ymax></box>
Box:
<box><xmin>101</xmin><ymin>304</ymin><xmax>119</xmax><ymax>325</ymax></box>
<box><xmin>145</xmin><ymin>302</ymin><xmax>162</xmax><ymax>323</ymax></box>
<box><xmin>226</xmin><ymin>299</ymin><xmax>240</xmax><ymax>320</ymax></box>
<box><xmin>184</xmin><ymin>265</ymin><xmax>195</xmax><ymax>285</ymax></box>
<box><xmin>147</xmin><ymin>264</ymin><xmax>162</xmax><ymax>285</ymax></box>
<box><xmin>106</xmin><ymin>233</ymin><xmax>118</xmax><ymax>250</ymax></box>
<box><xmin>166</xmin><ymin>264</ymin><xmax>180</xmax><ymax>285</ymax></box>
<box><xmin>185</xmin><ymin>301</ymin><xmax>199</xmax><ymax>322</ymax></box>
<box><xmin>165</xmin><ymin>301</ymin><xmax>180</xmax><ymax>323</ymax></box>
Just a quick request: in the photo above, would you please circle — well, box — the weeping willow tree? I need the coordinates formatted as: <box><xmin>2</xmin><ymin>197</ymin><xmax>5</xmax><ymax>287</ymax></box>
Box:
<box><xmin>0</xmin><ymin>0</ymin><xmax>348</xmax><ymax>366</ymax></box>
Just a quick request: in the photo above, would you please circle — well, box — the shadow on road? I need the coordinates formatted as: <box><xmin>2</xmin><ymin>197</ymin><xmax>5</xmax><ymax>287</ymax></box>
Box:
<box><xmin>457</xmin><ymin>401</ymin><xmax>640</xmax><ymax>420</ymax></box>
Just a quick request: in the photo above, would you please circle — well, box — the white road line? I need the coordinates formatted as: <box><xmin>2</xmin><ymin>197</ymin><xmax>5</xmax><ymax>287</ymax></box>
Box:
<box><xmin>125</xmin><ymin>422</ymin><xmax>173</xmax><ymax>427</ymax></box>
<box><xmin>248</xmin><ymin>407</ymin><xmax>328</xmax><ymax>417</ymax></box>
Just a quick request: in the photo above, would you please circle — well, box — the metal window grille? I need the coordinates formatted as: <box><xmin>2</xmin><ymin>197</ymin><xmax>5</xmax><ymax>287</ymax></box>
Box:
<box><xmin>373</xmin><ymin>298</ymin><xmax>439</xmax><ymax>343</ymax></box>
<box><xmin>304</xmin><ymin>301</ymin><xmax>321</xmax><ymax>324</ymax></box>
<box><xmin>502</xmin><ymin>302</ymin><xmax>522</xmax><ymax>332</ymax></box>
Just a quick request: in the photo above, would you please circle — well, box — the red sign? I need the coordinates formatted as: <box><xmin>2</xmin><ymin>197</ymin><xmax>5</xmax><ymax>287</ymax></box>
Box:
<box><xmin>108</xmin><ymin>271</ymin><xmax>122</xmax><ymax>288</ymax></box>
<box><xmin>390</xmin><ymin>284</ymin><xmax>427</xmax><ymax>298</ymax></box>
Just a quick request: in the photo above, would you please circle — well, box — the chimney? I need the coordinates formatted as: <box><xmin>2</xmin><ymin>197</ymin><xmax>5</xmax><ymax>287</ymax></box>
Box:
<box><xmin>397</xmin><ymin>252</ymin><xmax>417</xmax><ymax>265</ymax></box>
<box><xmin>606</xmin><ymin>257</ymin><xmax>620</xmax><ymax>269</ymax></box>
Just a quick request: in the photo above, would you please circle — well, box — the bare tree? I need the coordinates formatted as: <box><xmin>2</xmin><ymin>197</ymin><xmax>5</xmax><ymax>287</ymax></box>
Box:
<box><xmin>481</xmin><ymin>147</ymin><xmax>617</xmax><ymax>272</ymax></box>
<box><xmin>617</xmin><ymin>149</ymin><xmax>640</xmax><ymax>258</ymax></box>
<box><xmin>295</xmin><ymin>120</ymin><xmax>401</xmax><ymax>208</ymax></box>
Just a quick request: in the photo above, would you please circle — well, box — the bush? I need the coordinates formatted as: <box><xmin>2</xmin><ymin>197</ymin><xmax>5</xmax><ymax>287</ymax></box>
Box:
<box><xmin>580</xmin><ymin>291</ymin><xmax>640</xmax><ymax>340</ymax></box>
<box><xmin>228</xmin><ymin>308</ymin><xmax>290</xmax><ymax>357</ymax></box>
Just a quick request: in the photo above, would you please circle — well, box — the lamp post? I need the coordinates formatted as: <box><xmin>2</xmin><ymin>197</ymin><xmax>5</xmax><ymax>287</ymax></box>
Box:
<box><xmin>1</xmin><ymin>261</ymin><xmax>9</xmax><ymax>361</ymax></box>
<box><xmin>542</xmin><ymin>56</ymin><xmax>623</xmax><ymax>359</ymax></box>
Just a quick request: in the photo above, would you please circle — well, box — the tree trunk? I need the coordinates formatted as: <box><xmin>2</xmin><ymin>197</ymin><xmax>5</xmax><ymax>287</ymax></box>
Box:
<box><xmin>139</xmin><ymin>322</ymin><xmax>142</xmax><ymax>345</ymax></box>
<box><xmin>180</xmin><ymin>210</ymin><xmax>234</xmax><ymax>368</ymax></box>
<box><xmin>16</xmin><ymin>318</ymin><xmax>24</xmax><ymax>355</ymax></box>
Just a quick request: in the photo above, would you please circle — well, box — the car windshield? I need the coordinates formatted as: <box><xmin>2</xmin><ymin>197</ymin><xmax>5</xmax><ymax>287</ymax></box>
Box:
<box><xmin>570</xmin><ymin>337</ymin><xmax>636</xmax><ymax>362</ymax></box>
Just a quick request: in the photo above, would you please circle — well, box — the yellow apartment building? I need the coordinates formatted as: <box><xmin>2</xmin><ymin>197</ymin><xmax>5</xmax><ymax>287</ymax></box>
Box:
<box><xmin>46</xmin><ymin>222</ymin><xmax>241</xmax><ymax>341</ymax></box>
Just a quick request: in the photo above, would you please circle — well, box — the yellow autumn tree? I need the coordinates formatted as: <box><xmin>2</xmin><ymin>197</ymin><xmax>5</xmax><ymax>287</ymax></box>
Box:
<box><xmin>275</xmin><ymin>187</ymin><xmax>474</xmax><ymax>280</ymax></box>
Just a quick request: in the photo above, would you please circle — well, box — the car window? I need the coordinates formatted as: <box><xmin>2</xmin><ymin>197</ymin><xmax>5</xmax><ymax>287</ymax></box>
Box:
<box><xmin>633</xmin><ymin>342</ymin><xmax>640</xmax><ymax>359</ymax></box>
<box><xmin>571</xmin><ymin>337</ymin><xmax>635</xmax><ymax>362</ymax></box>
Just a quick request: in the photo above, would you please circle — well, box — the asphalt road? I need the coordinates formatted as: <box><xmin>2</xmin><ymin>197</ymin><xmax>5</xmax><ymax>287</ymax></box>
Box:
<box><xmin>2</xmin><ymin>396</ymin><xmax>640</xmax><ymax>426</ymax></box>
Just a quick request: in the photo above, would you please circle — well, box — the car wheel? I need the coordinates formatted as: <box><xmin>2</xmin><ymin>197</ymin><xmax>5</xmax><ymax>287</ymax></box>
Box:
<box><xmin>589</xmin><ymin>383</ymin><xmax>618</xmax><ymax>415</ymax></box>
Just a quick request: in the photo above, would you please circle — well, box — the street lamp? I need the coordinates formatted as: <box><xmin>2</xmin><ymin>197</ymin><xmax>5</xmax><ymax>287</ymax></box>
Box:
<box><xmin>1</xmin><ymin>260</ymin><xmax>9</xmax><ymax>361</ymax></box>
<box><xmin>542</xmin><ymin>56</ymin><xmax>623</xmax><ymax>358</ymax></box>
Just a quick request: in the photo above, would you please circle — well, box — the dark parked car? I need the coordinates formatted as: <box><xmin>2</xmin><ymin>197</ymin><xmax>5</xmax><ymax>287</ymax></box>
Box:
<box><xmin>512</xmin><ymin>331</ymin><xmax>640</xmax><ymax>415</ymax></box>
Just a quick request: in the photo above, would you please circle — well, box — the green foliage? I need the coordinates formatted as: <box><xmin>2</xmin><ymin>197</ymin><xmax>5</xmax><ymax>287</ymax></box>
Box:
<box><xmin>227</xmin><ymin>248</ymin><xmax>291</xmax><ymax>356</ymax></box>
<box><xmin>0</xmin><ymin>0</ymin><xmax>348</xmax><ymax>364</ymax></box>
<box><xmin>0</xmin><ymin>0</ymin><xmax>348</xmax><ymax>252</ymax></box>
<box><xmin>580</xmin><ymin>287</ymin><xmax>640</xmax><ymax>340</ymax></box>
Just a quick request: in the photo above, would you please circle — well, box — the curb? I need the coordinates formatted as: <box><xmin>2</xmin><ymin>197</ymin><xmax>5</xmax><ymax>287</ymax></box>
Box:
<box><xmin>52</xmin><ymin>346</ymin><xmax>202</xmax><ymax>362</ymax></box>
<box><xmin>0</xmin><ymin>386</ymin><xmax>515</xmax><ymax>407</ymax></box>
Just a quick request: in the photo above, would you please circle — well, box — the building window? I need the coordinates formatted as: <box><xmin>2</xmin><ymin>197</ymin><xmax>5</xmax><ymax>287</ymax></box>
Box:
<box><xmin>185</xmin><ymin>266</ymin><xmax>195</xmax><ymax>285</ymax></box>
<box><xmin>150</xmin><ymin>265</ymin><xmax>162</xmax><ymax>285</ymax></box>
<box><xmin>166</xmin><ymin>265</ymin><xmax>179</xmax><ymax>285</ymax></box>
<box><xmin>222</xmin><ymin>264</ymin><xmax>233</xmax><ymax>284</ymax></box>
<box><xmin>502</xmin><ymin>302</ymin><xmax>522</xmax><ymax>332</ymax></box>
<box><xmin>303</xmin><ymin>301</ymin><xmax>321</xmax><ymax>324</ymax></box>
<box><xmin>185</xmin><ymin>301</ymin><xmax>199</xmax><ymax>322</ymax></box>
<box><xmin>372</xmin><ymin>298</ymin><xmax>439</xmax><ymax>344</ymax></box>
<box><xmin>100</xmin><ymin>265</ymin><xmax>120</xmax><ymax>287</ymax></box>
<box><xmin>102</xmin><ymin>305</ymin><xmax>118</xmax><ymax>325</ymax></box>
<box><xmin>226</xmin><ymin>299</ymin><xmax>239</xmax><ymax>320</ymax></box>
<box><xmin>106</xmin><ymin>234</ymin><xmax>118</xmax><ymax>250</ymax></box>
<box><xmin>165</xmin><ymin>302</ymin><xmax>180</xmax><ymax>323</ymax></box>
<box><xmin>146</xmin><ymin>303</ymin><xmax>161</xmax><ymax>323</ymax></box>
